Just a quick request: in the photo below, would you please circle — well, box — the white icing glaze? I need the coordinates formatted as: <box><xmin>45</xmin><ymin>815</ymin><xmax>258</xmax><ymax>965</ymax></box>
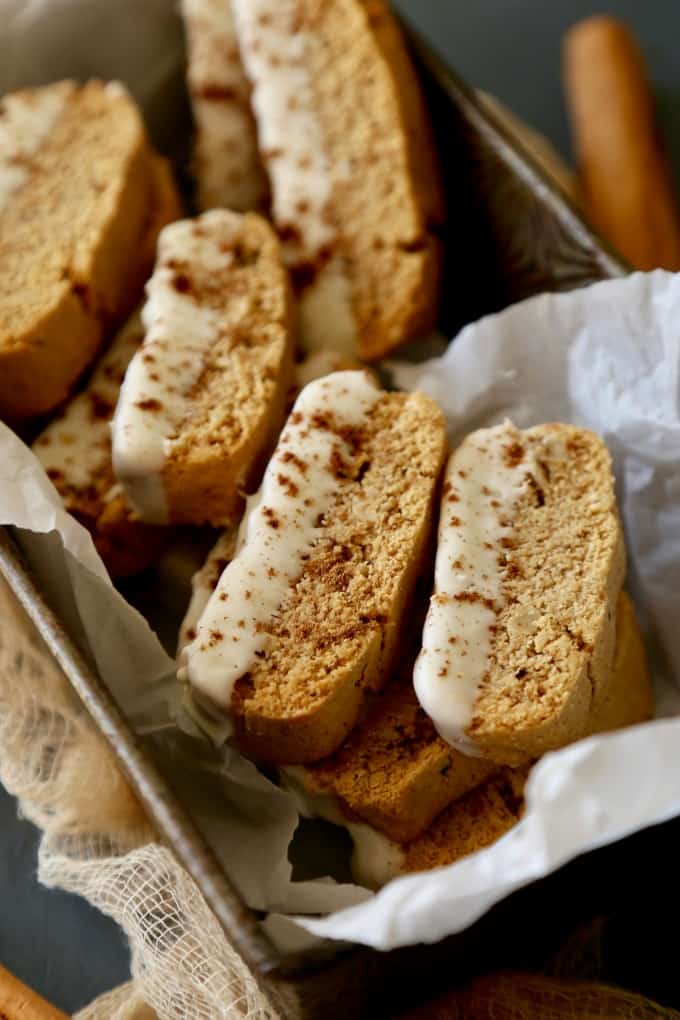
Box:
<box><xmin>0</xmin><ymin>83</ymin><xmax>71</xmax><ymax>211</ymax></box>
<box><xmin>112</xmin><ymin>210</ymin><xmax>247</xmax><ymax>524</ymax></box>
<box><xmin>177</xmin><ymin>527</ymin><xmax>240</xmax><ymax>654</ymax></box>
<box><xmin>414</xmin><ymin>421</ymin><xmax>545</xmax><ymax>755</ymax></box>
<box><xmin>34</xmin><ymin>310</ymin><xmax>144</xmax><ymax>495</ymax></box>
<box><xmin>281</xmin><ymin>766</ymin><xmax>404</xmax><ymax>889</ymax></box>
<box><xmin>231</xmin><ymin>0</ymin><xmax>339</xmax><ymax>264</ymax></box>
<box><xmin>183</xmin><ymin>0</ymin><xmax>266</xmax><ymax>211</ymax></box>
<box><xmin>231</xmin><ymin>1</ymin><xmax>359</xmax><ymax>352</ymax></box>
<box><xmin>181</xmin><ymin>370</ymin><xmax>381</xmax><ymax>709</ymax></box>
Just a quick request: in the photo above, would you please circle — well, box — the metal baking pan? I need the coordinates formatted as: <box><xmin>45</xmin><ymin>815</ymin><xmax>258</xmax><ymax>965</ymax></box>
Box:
<box><xmin>0</xmin><ymin>22</ymin><xmax>629</xmax><ymax>1019</ymax></box>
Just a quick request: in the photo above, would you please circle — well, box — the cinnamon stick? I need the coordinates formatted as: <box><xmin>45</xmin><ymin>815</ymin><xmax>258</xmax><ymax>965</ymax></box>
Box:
<box><xmin>564</xmin><ymin>16</ymin><xmax>680</xmax><ymax>270</ymax></box>
<box><xmin>0</xmin><ymin>965</ymin><xmax>68</xmax><ymax>1019</ymax></box>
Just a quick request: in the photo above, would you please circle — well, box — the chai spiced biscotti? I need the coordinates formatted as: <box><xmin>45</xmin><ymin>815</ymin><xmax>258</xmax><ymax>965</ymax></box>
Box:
<box><xmin>291</xmin><ymin>675</ymin><xmax>497</xmax><ymax>843</ymax></box>
<box><xmin>414</xmin><ymin>421</ymin><xmax>626</xmax><ymax>766</ymax></box>
<box><xmin>287</xmin><ymin>588</ymin><xmax>651</xmax><ymax>888</ymax></box>
<box><xmin>0</xmin><ymin>80</ymin><xmax>175</xmax><ymax>421</ymax></box>
<box><xmin>182</xmin><ymin>0</ymin><xmax>268</xmax><ymax>212</ymax></box>
<box><xmin>33</xmin><ymin>312</ymin><xmax>170</xmax><ymax>578</ymax></box>
<box><xmin>230</xmin><ymin>0</ymin><xmax>444</xmax><ymax>360</ymax></box>
<box><xmin>112</xmin><ymin>208</ymin><xmax>295</xmax><ymax>526</ymax></box>
<box><xmin>288</xmin><ymin>595</ymin><xmax>651</xmax><ymax>862</ymax></box>
<box><xmin>353</xmin><ymin>588</ymin><xmax>652</xmax><ymax>887</ymax></box>
<box><xmin>182</xmin><ymin>539</ymin><xmax>495</xmax><ymax>839</ymax></box>
<box><xmin>181</xmin><ymin>371</ymin><xmax>448</xmax><ymax>763</ymax></box>
<box><xmin>354</xmin><ymin>767</ymin><xmax>529</xmax><ymax>889</ymax></box>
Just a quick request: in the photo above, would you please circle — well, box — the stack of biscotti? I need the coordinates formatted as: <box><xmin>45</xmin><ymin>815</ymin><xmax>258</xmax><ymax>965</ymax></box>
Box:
<box><xmin>413</xmin><ymin>421</ymin><xmax>630</xmax><ymax>764</ymax></box>
<box><xmin>0</xmin><ymin>80</ymin><xmax>179</xmax><ymax>421</ymax></box>
<box><xmin>32</xmin><ymin>311</ymin><xmax>171</xmax><ymax>578</ymax></box>
<box><xmin>180</xmin><ymin>369</ymin><xmax>449</xmax><ymax>761</ymax></box>
<box><xmin>181</xmin><ymin>0</ymin><xmax>445</xmax><ymax>361</ymax></box>
<box><xmin>270</xmin><ymin>421</ymin><xmax>652</xmax><ymax>887</ymax></box>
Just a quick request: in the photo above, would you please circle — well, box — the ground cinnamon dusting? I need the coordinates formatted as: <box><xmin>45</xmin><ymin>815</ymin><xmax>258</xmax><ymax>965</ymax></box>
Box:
<box><xmin>172</xmin><ymin>273</ymin><xmax>192</xmax><ymax>293</ymax></box>
<box><xmin>135</xmin><ymin>398</ymin><xmax>163</xmax><ymax>412</ymax></box>
<box><xmin>503</xmin><ymin>441</ymin><xmax>525</xmax><ymax>467</ymax></box>
<box><xmin>89</xmin><ymin>392</ymin><xmax>113</xmax><ymax>420</ymax></box>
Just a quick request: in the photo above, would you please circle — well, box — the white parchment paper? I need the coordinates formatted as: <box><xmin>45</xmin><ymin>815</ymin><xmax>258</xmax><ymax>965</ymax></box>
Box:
<box><xmin>1</xmin><ymin>0</ymin><xmax>679</xmax><ymax>955</ymax></box>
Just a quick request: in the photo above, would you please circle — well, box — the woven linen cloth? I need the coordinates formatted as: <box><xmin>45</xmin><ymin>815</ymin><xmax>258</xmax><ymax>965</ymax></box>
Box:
<box><xmin>0</xmin><ymin>574</ymin><xmax>279</xmax><ymax>1019</ymax></box>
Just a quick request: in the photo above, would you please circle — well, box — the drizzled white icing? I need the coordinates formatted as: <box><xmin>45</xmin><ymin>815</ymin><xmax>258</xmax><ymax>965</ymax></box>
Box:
<box><xmin>414</xmin><ymin>422</ymin><xmax>545</xmax><ymax>755</ymax></box>
<box><xmin>181</xmin><ymin>370</ymin><xmax>381</xmax><ymax>711</ymax></box>
<box><xmin>0</xmin><ymin>83</ymin><xmax>71</xmax><ymax>211</ymax></box>
<box><xmin>177</xmin><ymin>527</ymin><xmax>240</xmax><ymax>654</ymax></box>
<box><xmin>111</xmin><ymin>210</ymin><xmax>247</xmax><ymax>524</ymax></box>
<box><xmin>231</xmin><ymin>0</ymin><xmax>357</xmax><ymax>353</ymax></box>
<box><xmin>231</xmin><ymin>0</ymin><xmax>339</xmax><ymax>263</ymax></box>
<box><xmin>34</xmin><ymin>310</ymin><xmax>144</xmax><ymax>496</ymax></box>
<box><xmin>281</xmin><ymin>766</ymin><xmax>404</xmax><ymax>889</ymax></box>
<box><xmin>183</xmin><ymin>0</ymin><xmax>266</xmax><ymax>211</ymax></box>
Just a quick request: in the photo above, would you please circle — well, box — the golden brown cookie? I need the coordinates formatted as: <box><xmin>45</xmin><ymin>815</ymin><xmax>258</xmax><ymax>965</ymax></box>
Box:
<box><xmin>0</xmin><ymin>81</ymin><xmax>175</xmax><ymax>420</ymax></box>
<box><xmin>587</xmin><ymin>590</ymin><xmax>653</xmax><ymax>734</ymax></box>
<box><xmin>414</xmin><ymin>422</ymin><xmax>625</xmax><ymax>766</ymax></box>
<box><xmin>297</xmin><ymin>676</ymin><xmax>496</xmax><ymax>842</ymax></box>
<box><xmin>112</xmin><ymin>209</ymin><xmax>295</xmax><ymax>526</ymax></box>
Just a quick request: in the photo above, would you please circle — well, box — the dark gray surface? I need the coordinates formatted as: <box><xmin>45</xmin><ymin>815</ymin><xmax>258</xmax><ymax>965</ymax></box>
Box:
<box><xmin>397</xmin><ymin>0</ymin><xmax>680</xmax><ymax>167</ymax></box>
<box><xmin>0</xmin><ymin>784</ymin><xmax>129</xmax><ymax>1012</ymax></box>
<box><xmin>3</xmin><ymin>2</ymin><xmax>680</xmax><ymax>1014</ymax></box>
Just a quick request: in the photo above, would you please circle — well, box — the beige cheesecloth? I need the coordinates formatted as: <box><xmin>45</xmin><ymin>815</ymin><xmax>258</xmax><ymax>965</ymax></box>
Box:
<box><xmin>0</xmin><ymin>574</ymin><xmax>279</xmax><ymax>1019</ymax></box>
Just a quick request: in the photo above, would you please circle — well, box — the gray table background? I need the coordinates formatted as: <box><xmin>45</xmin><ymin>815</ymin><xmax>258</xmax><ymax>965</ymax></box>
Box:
<box><xmin>3</xmin><ymin>1</ymin><xmax>680</xmax><ymax>1013</ymax></box>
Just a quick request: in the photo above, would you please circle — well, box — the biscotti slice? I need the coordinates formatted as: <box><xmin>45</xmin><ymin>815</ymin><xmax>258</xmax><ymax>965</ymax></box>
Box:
<box><xmin>181</xmin><ymin>371</ymin><xmax>448</xmax><ymax>763</ymax></box>
<box><xmin>178</xmin><ymin>525</ymin><xmax>241</xmax><ymax>652</ymax></box>
<box><xmin>137</xmin><ymin>154</ymin><xmax>184</xmax><ymax>281</ymax></box>
<box><xmin>231</xmin><ymin>0</ymin><xmax>444</xmax><ymax>360</ymax></box>
<box><xmin>587</xmin><ymin>590</ymin><xmax>653</xmax><ymax>734</ymax></box>
<box><xmin>414</xmin><ymin>422</ymin><xmax>625</xmax><ymax>766</ymax></box>
<box><xmin>112</xmin><ymin>209</ymin><xmax>295</xmax><ymax>526</ymax></box>
<box><xmin>0</xmin><ymin>80</ymin><xmax>170</xmax><ymax>420</ymax></box>
<box><xmin>33</xmin><ymin>311</ymin><xmax>169</xmax><ymax>577</ymax></box>
<box><xmin>357</xmin><ymin>767</ymin><xmax>528</xmax><ymax>888</ymax></box>
<box><xmin>293</xmin><ymin>676</ymin><xmax>496</xmax><ymax>843</ymax></box>
<box><xmin>182</xmin><ymin>0</ymin><xmax>268</xmax><ymax>211</ymax></box>
<box><xmin>283</xmin><ymin>758</ymin><xmax>526</xmax><ymax>889</ymax></box>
